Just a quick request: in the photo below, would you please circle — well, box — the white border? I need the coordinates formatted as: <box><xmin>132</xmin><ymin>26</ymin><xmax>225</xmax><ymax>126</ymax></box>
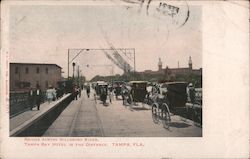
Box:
<box><xmin>1</xmin><ymin>1</ymin><xmax>249</xmax><ymax>158</ymax></box>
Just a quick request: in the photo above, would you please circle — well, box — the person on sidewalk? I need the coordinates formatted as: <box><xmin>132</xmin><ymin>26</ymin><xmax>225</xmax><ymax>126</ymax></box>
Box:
<box><xmin>86</xmin><ymin>85</ymin><xmax>90</xmax><ymax>98</ymax></box>
<box><xmin>52</xmin><ymin>86</ymin><xmax>57</xmax><ymax>101</ymax></box>
<box><xmin>35</xmin><ymin>85</ymin><xmax>41</xmax><ymax>110</ymax></box>
<box><xmin>46</xmin><ymin>85</ymin><xmax>55</xmax><ymax>104</ymax></box>
<box><xmin>73</xmin><ymin>85</ymin><xmax>78</xmax><ymax>100</ymax></box>
<box><xmin>29</xmin><ymin>87</ymin><xmax>35</xmax><ymax>110</ymax></box>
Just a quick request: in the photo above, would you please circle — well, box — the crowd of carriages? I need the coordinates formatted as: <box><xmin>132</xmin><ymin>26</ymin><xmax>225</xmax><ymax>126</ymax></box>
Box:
<box><xmin>87</xmin><ymin>80</ymin><xmax>202</xmax><ymax>110</ymax></box>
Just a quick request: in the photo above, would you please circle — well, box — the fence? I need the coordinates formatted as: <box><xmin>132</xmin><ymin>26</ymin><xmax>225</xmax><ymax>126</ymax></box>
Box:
<box><xmin>10</xmin><ymin>91</ymin><xmax>47</xmax><ymax>117</ymax></box>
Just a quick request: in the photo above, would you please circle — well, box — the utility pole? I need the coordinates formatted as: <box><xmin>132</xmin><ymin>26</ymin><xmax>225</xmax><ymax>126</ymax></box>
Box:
<box><xmin>133</xmin><ymin>48</ymin><xmax>136</xmax><ymax>80</ymax></box>
<box><xmin>68</xmin><ymin>49</ymin><xmax>69</xmax><ymax>79</ymax></box>
<box><xmin>77</xmin><ymin>65</ymin><xmax>80</xmax><ymax>87</ymax></box>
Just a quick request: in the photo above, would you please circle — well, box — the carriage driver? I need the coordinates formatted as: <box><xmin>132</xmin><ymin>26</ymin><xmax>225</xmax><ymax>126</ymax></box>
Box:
<box><xmin>187</xmin><ymin>83</ymin><xmax>195</xmax><ymax>104</ymax></box>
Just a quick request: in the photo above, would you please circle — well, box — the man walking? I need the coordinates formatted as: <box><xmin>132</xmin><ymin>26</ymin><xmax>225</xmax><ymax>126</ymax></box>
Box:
<box><xmin>35</xmin><ymin>85</ymin><xmax>41</xmax><ymax>110</ymax></box>
<box><xmin>86</xmin><ymin>85</ymin><xmax>90</xmax><ymax>98</ymax></box>
<box><xmin>29</xmin><ymin>87</ymin><xmax>35</xmax><ymax>110</ymax></box>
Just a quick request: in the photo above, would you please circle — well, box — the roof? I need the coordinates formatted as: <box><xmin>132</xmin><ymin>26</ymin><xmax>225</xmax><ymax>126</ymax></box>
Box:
<box><xmin>129</xmin><ymin>81</ymin><xmax>148</xmax><ymax>84</ymax></box>
<box><xmin>169</xmin><ymin>67</ymin><xmax>190</xmax><ymax>71</ymax></box>
<box><xmin>96</xmin><ymin>81</ymin><xmax>106</xmax><ymax>84</ymax></box>
<box><xmin>10</xmin><ymin>62</ymin><xmax>62</xmax><ymax>69</ymax></box>
<box><xmin>161</xmin><ymin>82</ymin><xmax>188</xmax><ymax>85</ymax></box>
<box><xmin>96</xmin><ymin>81</ymin><xmax>108</xmax><ymax>85</ymax></box>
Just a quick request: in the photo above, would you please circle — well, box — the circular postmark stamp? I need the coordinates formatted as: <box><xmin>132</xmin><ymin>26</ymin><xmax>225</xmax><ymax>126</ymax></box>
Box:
<box><xmin>145</xmin><ymin>0</ymin><xmax>190</xmax><ymax>30</ymax></box>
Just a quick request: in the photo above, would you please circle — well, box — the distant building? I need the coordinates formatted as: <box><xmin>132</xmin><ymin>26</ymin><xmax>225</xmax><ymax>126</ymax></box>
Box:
<box><xmin>166</xmin><ymin>56</ymin><xmax>202</xmax><ymax>77</ymax></box>
<box><xmin>138</xmin><ymin>56</ymin><xmax>202</xmax><ymax>80</ymax></box>
<box><xmin>10</xmin><ymin>63</ymin><xmax>62</xmax><ymax>91</ymax></box>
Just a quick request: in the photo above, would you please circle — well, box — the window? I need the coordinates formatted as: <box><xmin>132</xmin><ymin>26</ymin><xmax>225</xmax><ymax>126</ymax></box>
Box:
<box><xmin>45</xmin><ymin>81</ymin><xmax>48</xmax><ymax>88</ymax></box>
<box><xmin>25</xmin><ymin>67</ymin><xmax>29</xmax><ymax>74</ymax></box>
<box><xmin>45</xmin><ymin>67</ymin><xmax>48</xmax><ymax>74</ymax></box>
<box><xmin>36</xmin><ymin>67</ymin><xmax>40</xmax><ymax>74</ymax></box>
<box><xmin>15</xmin><ymin>67</ymin><xmax>18</xmax><ymax>74</ymax></box>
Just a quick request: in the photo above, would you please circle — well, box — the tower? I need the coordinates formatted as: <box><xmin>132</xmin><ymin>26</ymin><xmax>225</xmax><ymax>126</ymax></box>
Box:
<box><xmin>158</xmin><ymin>58</ymin><xmax>162</xmax><ymax>71</ymax></box>
<box><xmin>188</xmin><ymin>56</ymin><xmax>192</xmax><ymax>69</ymax></box>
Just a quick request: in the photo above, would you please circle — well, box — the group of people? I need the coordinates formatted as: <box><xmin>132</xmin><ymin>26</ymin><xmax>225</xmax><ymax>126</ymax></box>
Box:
<box><xmin>46</xmin><ymin>86</ymin><xmax>57</xmax><ymax>103</ymax></box>
<box><xmin>72</xmin><ymin>85</ymin><xmax>82</xmax><ymax>100</ymax></box>
<box><xmin>29</xmin><ymin>85</ymin><xmax>64</xmax><ymax>111</ymax></box>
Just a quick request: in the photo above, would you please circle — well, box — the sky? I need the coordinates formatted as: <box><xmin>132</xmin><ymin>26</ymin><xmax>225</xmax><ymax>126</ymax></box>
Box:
<box><xmin>9</xmin><ymin>1</ymin><xmax>202</xmax><ymax>80</ymax></box>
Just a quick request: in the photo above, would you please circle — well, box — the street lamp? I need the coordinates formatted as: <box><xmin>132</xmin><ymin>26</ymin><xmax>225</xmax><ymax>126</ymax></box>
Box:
<box><xmin>72</xmin><ymin>62</ymin><xmax>76</xmax><ymax>79</ymax></box>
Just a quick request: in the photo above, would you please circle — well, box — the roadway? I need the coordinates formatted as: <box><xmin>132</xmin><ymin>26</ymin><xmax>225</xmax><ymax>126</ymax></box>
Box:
<box><xmin>43</xmin><ymin>90</ymin><xmax>202</xmax><ymax>137</ymax></box>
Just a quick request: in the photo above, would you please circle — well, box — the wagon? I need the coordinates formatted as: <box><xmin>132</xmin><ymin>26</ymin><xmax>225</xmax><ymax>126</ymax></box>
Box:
<box><xmin>95</xmin><ymin>81</ymin><xmax>106</xmax><ymax>96</ymax></box>
<box><xmin>95</xmin><ymin>81</ymin><xmax>109</xmax><ymax>105</ymax></box>
<box><xmin>151</xmin><ymin>82</ymin><xmax>188</xmax><ymax>129</ymax></box>
<box><xmin>123</xmin><ymin>81</ymin><xmax>148</xmax><ymax>106</ymax></box>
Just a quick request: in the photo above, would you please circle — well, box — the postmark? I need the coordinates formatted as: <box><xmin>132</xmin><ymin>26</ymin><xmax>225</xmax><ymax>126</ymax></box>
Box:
<box><xmin>113</xmin><ymin>0</ymin><xmax>190</xmax><ymax>30</ymax></box>
<box><xmin>146</xmin><ymin>0</ymin><xmax>190</xmax><ymax>30</ymax></box>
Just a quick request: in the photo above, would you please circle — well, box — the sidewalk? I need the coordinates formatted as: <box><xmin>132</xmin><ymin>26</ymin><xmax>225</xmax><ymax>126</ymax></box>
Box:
<box><xmin>43</xmin><ymin>92</ymin><xmax>104</xmax><ymax>137</ymax></box>
<box><xmin>10</xmin><ymin>94</ymin><xmax>71</xmax><ymax>136</ymax></box>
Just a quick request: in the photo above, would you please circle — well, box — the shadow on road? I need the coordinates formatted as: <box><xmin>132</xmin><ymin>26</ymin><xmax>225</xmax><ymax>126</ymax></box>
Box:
<box><xmin>168</xmin><ymin>122</ymin><xmax>191</xmax><ymax>128</ymax></box>
<box><xmin>130</xmin><ymin>107</ymin><xmax>150</xmax><ymax>111</ymax></box>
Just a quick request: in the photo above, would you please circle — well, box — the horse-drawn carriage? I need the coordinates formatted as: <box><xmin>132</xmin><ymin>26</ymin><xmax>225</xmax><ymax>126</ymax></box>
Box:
<box><xmin>122</xmin><ymin>81</ymin><xmax>148</xmax><ymax>106</ymax></box>
<box><xmin>95</xmin><ymin>81</ymin><xmax>109</xmax><ymax>105</ymax></box>
<box><xmin>151</xmin><ymin>82</ymin><xmax>188</xmax><ymax>129</ymax></box>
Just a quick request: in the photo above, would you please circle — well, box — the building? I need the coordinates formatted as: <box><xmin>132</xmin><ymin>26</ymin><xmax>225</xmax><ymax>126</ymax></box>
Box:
<box><xmin>10</xmin><ymin>63</ymin><xmax>62</xmax><ymax>91</ymax></box>
<box><xmin>166</xmin><ymin>56</ymin><xmax>202</xmax><ymax>77</ymax></box>
<box><xmin>138</xmin><ymin>56</ymin><xmax>202</xmax><ymax>80</ymax></box>
<box><xmin>138</xmin><ymin>58</ymin><xmax>165</xmax><ymax>75</ymax></box>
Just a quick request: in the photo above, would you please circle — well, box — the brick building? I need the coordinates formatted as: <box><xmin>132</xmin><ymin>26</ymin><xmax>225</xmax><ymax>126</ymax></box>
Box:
<box><xmin>166</xmin><ymin>56</ymin><xmax>202</xmax><ymax>77</ymax></box>
<box><xmin>138</xmin><ymin>56</ymin><xmax>202</xmax><ymax>80</ymax></box>
<box><xmin>10</xmin><ymin>63</ymin><xmax>62</xmax><ymax>91</ymax></box>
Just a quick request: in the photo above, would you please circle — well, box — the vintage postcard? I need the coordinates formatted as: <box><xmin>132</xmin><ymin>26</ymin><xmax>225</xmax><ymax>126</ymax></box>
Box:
<box><xmin>0</xmin><ymin>0</ymin><xmax>249</xmax><ymax>158</ymax></box>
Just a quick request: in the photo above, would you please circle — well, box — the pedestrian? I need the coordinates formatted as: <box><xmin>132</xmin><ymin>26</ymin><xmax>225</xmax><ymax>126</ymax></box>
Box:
<box><xmin>108</xmin><ymin>90</ymin><xmax>112</xmax><ymax>104</ymax></box>
<box><xmin>100</xmin><ymin>86</ymin><xmax>107</xmax><ymax>105</ymax></box>
<box><xmin>86</xmin><ymin>85</ymin><xmax>90</xmax><ymax>98</ymax></box>
<box><xmin>29</xmin><ymin>87</ymin><xmax>35</xmax><ymax>110</ymax></box>
<box><xmin>121</xmin><ymin>86</ymin><xmax>125</xmax><ymax>105</ymax></box>
<box><xmin>56</xmin><ymin>87</ymin><xmax>61</xmax><ymax>99</ymax></box>
<box><xmin>35</xmin><ymin>85</ymin><xmax>41</xmax><ymax>110</ymax></box>
<box><xmin>52</xmin><ymin>86</ymin><xmax>57</xmax><ymax>101</ymax></box>
<box><xmin>73</xmin><ymin>85</ymin><xmax>78</xmax><ymax>100</ymax></box>
<box><xmin>46</xmin><ymin>85</ymin><xmax>54</xmax><ymax>104</ymax></box>
<box><xmin>187</xmin><ymin>83</ymin><xmax>195</xmax><ymax>104</ymax></box>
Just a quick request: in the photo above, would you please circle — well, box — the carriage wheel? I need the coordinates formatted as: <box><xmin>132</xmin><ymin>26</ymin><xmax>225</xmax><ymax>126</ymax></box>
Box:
<box><xmin>162</xmin><ymin>103</ymin><xmax>171</xmax><ymax>129</ymax></box>
<box><xmin>151</xmin><ymin>103</ymin><xmax>159</xmax><ymax>124</ymax></box>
